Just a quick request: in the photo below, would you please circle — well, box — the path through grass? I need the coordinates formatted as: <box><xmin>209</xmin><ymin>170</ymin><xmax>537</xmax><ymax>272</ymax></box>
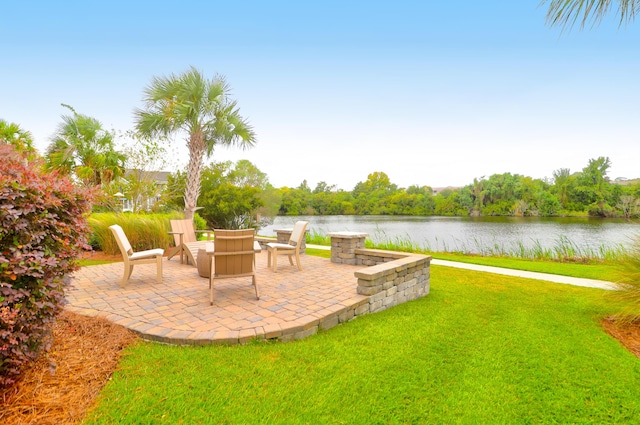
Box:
<box><xmin>84</xmin><ymin>266</ymin><xmax>640</xmax><ymax>424</ymax></box>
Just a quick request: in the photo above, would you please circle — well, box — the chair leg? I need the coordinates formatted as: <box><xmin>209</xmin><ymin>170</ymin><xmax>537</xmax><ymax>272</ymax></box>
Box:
<box><xmin>272</xmin><ymin>249</ymin><xmax>278</xmax><ymax>272</ymax></box>
<box><xmin>121</xmin><ymin>265</ymin><xmax>134</xmax><ymax>288</ymax></box>
<box><xmin>287</xmin><ymin>254</ymin><xmax>294</xmax><ymax>266</ymax></box>
<box><xmin>210</xmin><ymin>276</ymin><xmax>214</xmax><ymax>306</ymax></box>
<box><xmin>253</xmin><ymin>274</ymin><xmax>260</xmax><ymax>300</ymax></box>
<box><xmin>185</xmin><ymin>249</ymin><xmax>196</xmax><ymax>266</ymax></box>
<box><xmin>156</xmin><ymin>256</ymin><xmax>163</xmax><ymax>283</ymax></box>
<box><xmin>166</xmin><ymin>245</ymin><xmax>179</xmax><ymax>261</ymax></box>
<box><xmin>295</xmin><ymin>251</ymin><xmax>302</xmax><ymax>271</ymax></box>
<box><xmin>167</xmin><ymin>245</ymin><xmax>185</xmax><ymax>264</ymax></box>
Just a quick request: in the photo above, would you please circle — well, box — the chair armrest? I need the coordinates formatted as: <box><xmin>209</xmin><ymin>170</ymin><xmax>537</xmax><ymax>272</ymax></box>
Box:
<box><xmin>167</xmin><ymin>231</ymin><xmax>184</xmax><ymax>247</ymax></box>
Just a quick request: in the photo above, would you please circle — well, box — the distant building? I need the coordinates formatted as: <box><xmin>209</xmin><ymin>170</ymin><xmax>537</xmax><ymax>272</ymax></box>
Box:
<box><xmin>431</xmin><ymin>186</ymin><xmax>460</xmax><ymax>195</ymax></box>
<box><xmin>120</xmin><ymin>169</ymin><xmax>171</xmax><ymax>212</ymax></box>
<box><xmin>613</xmin><ymin>177</ymin><xmax>640</xmax><ymax>186</ymax></box>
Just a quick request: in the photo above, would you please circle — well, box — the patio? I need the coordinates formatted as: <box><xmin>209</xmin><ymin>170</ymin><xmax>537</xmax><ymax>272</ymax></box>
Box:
<box><xmin>66</xmin><ymin>252</ymin><xmax>370</xmax><ymax>345</ymax></box>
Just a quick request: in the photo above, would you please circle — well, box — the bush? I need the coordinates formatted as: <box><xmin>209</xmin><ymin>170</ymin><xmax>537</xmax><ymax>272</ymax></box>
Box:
<box><xmin>610</xmin><ymin>234</ymin><xmax>640</xmax><ymax>323</ymax></box>
<box><xmin>88</xmin><ymin>212</ymin><xmax>181</xmax><ymax>255</ymax></box>
<box><xmin>193</xmin><ymin>212</ymin><xmax>208</xmax><ymax>232</ymax></box>
<box><xmin>0</xmin><ymin>145</ymin><xmax>93</xmax><ymax>387</ymax></box>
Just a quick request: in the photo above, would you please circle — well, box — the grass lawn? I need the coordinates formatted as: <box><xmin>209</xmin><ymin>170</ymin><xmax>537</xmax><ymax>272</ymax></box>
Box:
<box><xmin>307</xmin><ymin>244</ymin><xmax>618</xmax><ymax>281</ymax></box>
<box><xmin>431</xmin><ymin>252</ymin><xmax>618</xmax><ymax>282</ymax></box>
<box><xmin>83</xmin><ymin>265</ymin><xmax>640</xmax><ymax>424</ymax></box>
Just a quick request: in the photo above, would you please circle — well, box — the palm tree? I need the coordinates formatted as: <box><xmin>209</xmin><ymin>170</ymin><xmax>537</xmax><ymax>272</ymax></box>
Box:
<box><xmin>542</xmin><ymin>0</ymin><xmax>638</xmax><ymax>29</ymax></box>
<box><xmin>45</xmin><ymin>104</ymin><xmax>125</xmax><ymax>187</ymax></box>
<box><xmin>552</xmin><ymin>168</ymin><xmax>572</xmax><ymax>208</ymax></box>
<box><xmin>135</xmin><ymin>67</ymin><xmax>256</xmax><ymax>220</ymax></box>
<box><xmin>0</xmin><ymin>120</ymin><xmax>35</xmax><ymax>155</ymax></box>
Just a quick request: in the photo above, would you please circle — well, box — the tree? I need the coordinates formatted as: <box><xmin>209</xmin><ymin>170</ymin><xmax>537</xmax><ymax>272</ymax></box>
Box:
<box><xmin>159</xmin><ymin>170</ymin><xmax>187</xmax><ymax>212</ymax></box>
<box><xmin>543</xmin><ymin>0</ymin><xmax>639</xmax><ymax>30</ymax></box>
<box><xmin>135</xmin><ymin>67</ymin><xmax>256</xmax><ymax>221</ymax></box>
<box><xmin>45</xmin><ymin>104</ymin><xmax>125</xmax><ymax>187</ymax></box>
<box><xmin>471</xmin><ymin>177</ymin><xmax>486</xmax><ymax>214</ymax></box>
<box><xmin>0</xmin><ymin>120</ymin><xmax>35</xmax><ymax>156</ymax></box>
<box><xmin>227</xmin><ymin>159</ymin><xmax>280</xmax><ymax>226</ymax></box>
<box><xmin>118</xmin><ymin>134</ymin><xmax>171</xmax><ymax>213</ymax></box>
<box><xmin>279</xmin><ymin>184</ymin><xmax>313</xmax><ymax>215</ymax></box>
<box><xmin>573</xmin><ymin>157</ymin><xmax>613</xmax><ymax>211</ymax></box>
<box><xmin>617</xmin><ymin>195</ymin><xmax>640</xmax><ymax>218</ymax></box>
<box><xmin>197</xmin><ymin>162</ymin><xmax>263</xmax><ymax>229</ymax></box>
<box><xmin>230</xmin><ymin>159</ymin><xmax>268</xmax><ymax>189</ymax></box>
<box><xmin>352</xmin><ymin>172</ymin><xmax>399</xmax><ymax>214</ymax></box>
<box><xmin>434</xmin><ymin>189</ymin><xmax>465</xmax><ymax>216</ymax></box>
<box><xmin>552</xmin><ymin>168</ymin><xmax>573</xmax><ymax>208</ymax></box>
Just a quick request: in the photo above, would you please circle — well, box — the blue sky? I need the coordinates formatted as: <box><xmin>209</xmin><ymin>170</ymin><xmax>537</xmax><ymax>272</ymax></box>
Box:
<box><xmin>3</xmin><ymin>1</ymin><xmax>639</xmax><ymax>190</ymax></box>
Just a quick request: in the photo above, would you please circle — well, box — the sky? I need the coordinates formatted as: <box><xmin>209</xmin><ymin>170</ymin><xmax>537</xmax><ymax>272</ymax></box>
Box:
<box><xmin>2</xmin><ymin>1</ymin><xmax>640</xmax><ymax>191</ymax></box>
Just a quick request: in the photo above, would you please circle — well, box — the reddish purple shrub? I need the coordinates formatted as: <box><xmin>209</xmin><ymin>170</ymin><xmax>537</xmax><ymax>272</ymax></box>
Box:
<box><xmin>0</xmin><ymin>145</ymin><xmax>93</xmax><ymax>387</ymax></box>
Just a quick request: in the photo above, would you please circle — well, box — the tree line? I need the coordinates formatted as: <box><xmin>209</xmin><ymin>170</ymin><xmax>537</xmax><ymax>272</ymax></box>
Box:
<box><xmin>274</xmin><ymin>160</ymin><xmax>640</xmax><ymax>219</ymax></box>
<box><xmin>161</xmin><ymin>157</ymin><xmax>640</xmax><ymax>221</ymax></box>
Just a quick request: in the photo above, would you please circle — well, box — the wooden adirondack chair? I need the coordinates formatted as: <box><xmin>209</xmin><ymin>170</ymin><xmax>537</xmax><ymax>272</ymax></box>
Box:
<box><xmin>266</xmin><ymin>221</ymin><xmax>309</xmax><ymax>272</ymax></box>
<box><xmin>208</xmin><ymin>229</ymin><xmax>260</xmax><ymax>305</ymax></box>
<box><xmin>167</xmin><ymin>219</ymin><xmax>213</xmax><ymax>266</ymax></box>
<box><xmin>109</xmin><ymin>224</ymin><xmax>164</xmax><ymax>288</ymax></box>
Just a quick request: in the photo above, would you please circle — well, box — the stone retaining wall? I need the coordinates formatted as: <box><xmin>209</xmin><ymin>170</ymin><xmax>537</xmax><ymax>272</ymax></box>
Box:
<box><xmin>273</xmin><ymin>248</ymin><xmax>431</xmax><ymax>342</ymax></box>
<box><xmin>252</xmin><ymin>236</ymin><xmax>430</xmax><ymax>342</ymax></box>
<box><xmin>352</xmin><ymin>249</ymin><xmax>431</xmax><ymax>314</ymax></box>
<box><xmin>329</xmin><ymin>233</ymin><xmax>367</xmax><ymax>265</ymax></box>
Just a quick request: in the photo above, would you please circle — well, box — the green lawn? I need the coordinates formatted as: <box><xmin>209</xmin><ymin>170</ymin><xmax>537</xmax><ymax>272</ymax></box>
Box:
<box><xmin>83</xmin><ymin>265</ymin><xmax>640</xmax><ymax>424</ymax></box>
<box><xmin>431</xmin><ymin>252</ymin><xmax>618</xmax><ymax>281</ymax></box>
<box><xmin>307</xmin><ymin>244</ymin><xmax>619</xmax><ymax>282</ymax></box>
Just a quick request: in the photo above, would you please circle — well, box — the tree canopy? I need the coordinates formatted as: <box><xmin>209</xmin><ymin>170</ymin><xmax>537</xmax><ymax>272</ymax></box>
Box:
<box><xmin>263</xmin><ymin>157</ymin><xmax>639</xmax><ymax>219</ymax></box>
<box><xmin>135</xmin><ymin>67</ymin><xmax>256</xmax><ymax>220</ymax></box>
<box><xmin>45</xmin><ymin>104</ymin><xmax>125</xmax><ymax>187</ymax></box>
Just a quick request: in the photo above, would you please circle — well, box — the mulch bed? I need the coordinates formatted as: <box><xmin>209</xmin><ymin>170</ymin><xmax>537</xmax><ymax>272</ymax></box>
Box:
<box><xmin>602</xmin><ymin>317</ymin><xmax>640</xmax><ymax>358</ymax></box>
<box><xmin>0</xmin><ymin>311</ymin><xmax>138</xmax><ymax>425</ymax></box>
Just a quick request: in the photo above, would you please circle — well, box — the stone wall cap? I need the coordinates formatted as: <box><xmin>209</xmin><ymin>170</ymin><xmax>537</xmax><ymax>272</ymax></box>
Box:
<box><xmin>327</xmin><ymin>231</ymin><xmax>369</xmax><ymax>238</ymax></box>
<box><xmin>354</xmin><ymin>252</ymin><xmax>432</xmax><ymax>280</ymax></box>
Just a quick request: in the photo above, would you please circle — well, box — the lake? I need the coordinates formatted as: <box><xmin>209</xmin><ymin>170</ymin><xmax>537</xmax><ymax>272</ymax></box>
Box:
<box><xmin>261</xmin><ymin>215</ymin><xmax>640</xmax><ymax>255</ymax></box>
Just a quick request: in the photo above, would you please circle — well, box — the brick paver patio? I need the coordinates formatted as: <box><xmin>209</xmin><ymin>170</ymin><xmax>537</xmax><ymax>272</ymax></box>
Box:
<box><xmin>66</xmin><ymin>253</ymin><xmax>368</xmax><ymax>345</ymax></box>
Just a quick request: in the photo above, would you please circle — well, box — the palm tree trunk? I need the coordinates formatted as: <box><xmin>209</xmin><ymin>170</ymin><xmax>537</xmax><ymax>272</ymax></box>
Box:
<box><xmin>184</xmin><ymin>131</ymin><xmax>206</xmax><ymax>221</ymax></box>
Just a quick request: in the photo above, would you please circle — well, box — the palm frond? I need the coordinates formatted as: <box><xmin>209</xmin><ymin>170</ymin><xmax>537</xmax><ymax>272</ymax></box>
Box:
<box><xmin>542</xmin><ymin>0</ymin><xmax>639</xmax><ymax>30</ymax></box>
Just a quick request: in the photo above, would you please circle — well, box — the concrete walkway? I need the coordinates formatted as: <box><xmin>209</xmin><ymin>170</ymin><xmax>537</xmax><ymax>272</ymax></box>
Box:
<box><xmin>430</xmin><ymin>259</ymin><xmax>616</xmax><ymax>290</ymax></box>
<box><xmin>307</xmin><ymin>244</ymin><xmax>617</xmax><ymax>291</ymax></box>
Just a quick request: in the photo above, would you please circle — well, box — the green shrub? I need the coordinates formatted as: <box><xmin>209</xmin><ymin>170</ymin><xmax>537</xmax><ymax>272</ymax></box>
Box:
<box><xmin>193</xmin><ymin>212</ymin><xmax>207</xmax><ymax>232</ymax></box>
<box><xmin>306</xmin><ymin>229</ymin><xmax>330</xmax><ymax>245</ymax></box>
<box><xmin>0</xmin><ymin>145</ymin><xmax>93</xmax><ymax>387</ymax></box>
<box><xmin>610</xmin><ymin>234</ymin><xmax>640</xmax><ymax>323</ymax></box>
<box><xmin>88</xmin><ymin>212</ymin><xmax>181</xmax><ymax>255</ymax></box>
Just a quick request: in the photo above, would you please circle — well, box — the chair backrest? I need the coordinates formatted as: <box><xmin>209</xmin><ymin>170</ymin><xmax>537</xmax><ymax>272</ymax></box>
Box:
<box><xmin>289</xmin><ymin>221</ymin><xmax>309</xmax><ymax>247</ymax></box>
<box><xmin>109</xmin><ymin>224</ymin><xmax>133</xmax><ymax>257</ymax></box>
<box><xmin>213</xmin><ymin>229</ymin><xmax>255</xmax><ymax>276</ymax></box>
<box><xmin>170</xmin><ymin>219</ymin><xmax>198</xmax><ymax>245</ymax></box>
